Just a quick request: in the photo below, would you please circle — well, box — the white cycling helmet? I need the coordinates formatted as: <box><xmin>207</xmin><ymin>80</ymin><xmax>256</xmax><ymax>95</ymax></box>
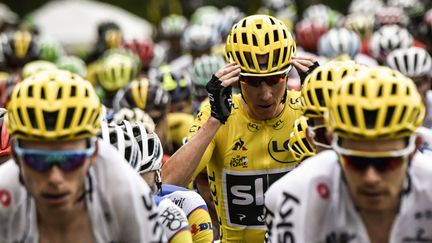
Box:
<box><xmin>318</xmin><ymin>28</ymin><xmax>361</xmax><ymax>59</ymax></box>
<box><xmin>112</xmin><ymin>107</ymin><xmax>156</xmax><ymax>133</ymax></box>
<box><xmin>123</xmin><ymin>121</ymin><xmax>163</xmax><ymax>174</ymax></box>
<box><xmin>160</xmin><ymin>14</ymin><xmax>188</xmax><ymax>38</ymax></box>
<box><xmin>375</xmin><ymin>6</ymin><xmax>408</xmax><ymax>27</ymax></box>
<box><xmin>348</xmin><ymin>0</ymin><xmax>384</xmax><ymax>15</ymax></box>
<box><xmin>181</xmin><ymin>25</ymin><xmax>221</xmax><ymax>52</ymax></box>
<box><xmin>369</xmin><ymin>25</ymin><xmax>413</xmax><ymax>63</ymax></box>
<box><xmin>99</xmin><ymin>121</ymin><xmax>141</xmax><ymax>171</ymax></box>
<box><xmin>191</xmin><ymin>54</ymin><xmax>226</xmax><ymax>87</ymax></box>
<box><xmin>386</xmin><ymin>47</ymin><xmax>432</xmax><ymax>78</ymax></box>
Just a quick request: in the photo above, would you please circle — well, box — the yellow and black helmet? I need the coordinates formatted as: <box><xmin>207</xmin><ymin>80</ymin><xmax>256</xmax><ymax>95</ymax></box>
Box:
<box><xmin>96</xmin><ymin>49</ymin><xmax>140</xmax><ymax>92</ymax></box>
<box><xmin>1</xmin><ymin>29</ymin><xmax>41</xmax><ymax>67</ymax></box>
<box><xmin>326</xmin><ymin>66</ymin><xmax>425</xmax><ymax>139</ymax></box>
<box><xmin>301</xmin><ymin>60</ymin><xmax>364</xmax><ymax>118</ymax></box>
<box><xmin>288</xmin><ymin>116</ymin><xmax>316</xmax><ymax>162</ymax></box>
<box><xmin>7</xmin><ymin>70</ymin><xmax>101</xmax><ymax>141</ymax></box>
<box><xmin>225</xmin><ymin>15</ymin><xmax>296</xmax><ymax>76</ymax></box>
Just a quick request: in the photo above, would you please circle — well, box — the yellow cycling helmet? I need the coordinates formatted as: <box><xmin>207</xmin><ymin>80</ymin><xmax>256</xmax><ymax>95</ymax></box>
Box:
<box><xmin>96</xmin><ymin>49</ymin><xmax>140</xmax><ymax>92</ymax></box>
<box><xmin>289</xmin><ymin>116</ymin><xmax>316</xmax><ymax>162</ymax></box>
<box><xmin>301</xmin><ymin>60</ymin><xmax>364</xmax><ymax>118</ymax></box>
<box><xmin>7</xmin><ymin>70</ymin><xmax>101</xmax><ymax>141</ymax></box>
<box><xmin>326</xmin><ymin>66</ymin><xmax>425</xmax><ymax>140</ymax></box>
<box><xmin>225</xmin><ymin>14</ymin><xmax>296</xmax><ymax>76</ymax></box>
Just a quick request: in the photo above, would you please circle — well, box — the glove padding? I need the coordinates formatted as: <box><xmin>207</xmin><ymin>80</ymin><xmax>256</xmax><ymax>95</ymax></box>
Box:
<box><xmin>206</xmin><ymin>75</ymin><xmax>233</xmax><ymax>124</ymax></box>
<box><xmin>299</xmin><ymin>61</ymin><xmax>320</xmax><ymax>85</ymax></box>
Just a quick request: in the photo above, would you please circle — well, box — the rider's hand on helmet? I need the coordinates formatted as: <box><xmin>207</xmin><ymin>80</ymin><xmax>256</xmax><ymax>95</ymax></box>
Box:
<box><xmin>206</xmin><ymin>63</ymin><xmax>240</xmax><ymax>124</ymax></box>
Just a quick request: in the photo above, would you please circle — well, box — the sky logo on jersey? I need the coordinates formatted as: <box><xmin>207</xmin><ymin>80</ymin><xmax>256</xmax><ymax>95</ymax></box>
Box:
<box><xmin>224</xmin><ymin>170</ymin><xmax>288</xmax><ymax>227</ymax></box>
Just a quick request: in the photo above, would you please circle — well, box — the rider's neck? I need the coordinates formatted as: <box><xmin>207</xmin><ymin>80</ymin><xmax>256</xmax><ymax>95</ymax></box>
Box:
<box><xmin>36</xmin><ymin>199</ymin><xmax>88</xmax><ymax>230</ymax></box>
<box><xmin>360</xmin><ymin>206</ymin><xmax>399</xmax><ymax>243</ymax></box>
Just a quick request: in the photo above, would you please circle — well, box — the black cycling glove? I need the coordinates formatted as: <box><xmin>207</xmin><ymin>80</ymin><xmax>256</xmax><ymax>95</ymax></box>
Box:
<box><xmin>299</xmin><ymin>61</ymin><xmax>320</xmax><ymax>85</ymax></box>
<box><xmin>206</xmin><ymin>75</ymin><xmax>233</xmax><ymax>124</ymax></box>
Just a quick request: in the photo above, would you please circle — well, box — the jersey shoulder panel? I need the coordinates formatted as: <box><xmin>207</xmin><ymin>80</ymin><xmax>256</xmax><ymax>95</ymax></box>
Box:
<box><xmin>165</xmin><ymin>190</ymin><xmax>208</xmax><ymax>216</ymax></box>
<box><xmin>0</xmin><ymin>159</ymin><xmax>30</xmax><ymax>242</ymax></box>
<box><xmin>93</xmin><ymin>139</ymin><xmax>163</xmax><ymax>242</ymax></box>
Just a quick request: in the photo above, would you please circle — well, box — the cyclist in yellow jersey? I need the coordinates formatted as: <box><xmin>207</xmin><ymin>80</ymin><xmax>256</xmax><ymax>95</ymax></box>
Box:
<box><xmin>163</xmin><ymin>15</ymin><xmax>319</xmax><ymax>242</ymax></box>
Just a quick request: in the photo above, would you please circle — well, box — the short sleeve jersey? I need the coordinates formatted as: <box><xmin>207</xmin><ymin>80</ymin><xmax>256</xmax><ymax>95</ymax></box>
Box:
<box><xmin>188</xmin><ymin>92</ymin><xmax>303</xmax><ymax>242</ymax></box>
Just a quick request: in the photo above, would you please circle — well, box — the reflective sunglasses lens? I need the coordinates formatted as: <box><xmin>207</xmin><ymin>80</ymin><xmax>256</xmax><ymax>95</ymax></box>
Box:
<box><xmin>23</xmin><ymin>154</ymin><xmax>52</xmax><ymax>172</ymax></box>
<box><xmin>340</xmin><ymin>155</ymin><xmax>406</xmax><ymax>173</ymax></box>
<box><xmin>240</xmin><ymin>75</ymin><xmax>285</xmax><ymax>87</ymax></box>
<box><xmin>22</xmin><ymin>152</ymin><xmax>89</xmax><ymax>172</ymax></box>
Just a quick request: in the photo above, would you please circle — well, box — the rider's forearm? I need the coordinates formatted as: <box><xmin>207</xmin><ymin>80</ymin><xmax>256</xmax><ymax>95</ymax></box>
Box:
<box><xmin>162</xmin><ymin>117</ymin><xmax>221</xmax><ymax>186</ymax></box>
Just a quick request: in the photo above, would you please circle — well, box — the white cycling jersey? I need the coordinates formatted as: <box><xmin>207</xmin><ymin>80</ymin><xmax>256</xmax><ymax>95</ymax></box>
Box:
<box><xmin>265</xmin><ymin>150</ymin><xmax>432</xmax><ymax>243</ymax></box>
<box><xmin>0</xmin><ymin>139</ymin><xmax>165</xmax><ymax>243</ymax></box>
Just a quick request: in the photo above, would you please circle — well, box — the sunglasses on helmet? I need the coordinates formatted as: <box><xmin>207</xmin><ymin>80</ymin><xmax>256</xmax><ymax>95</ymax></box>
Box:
<box><xmin>14</xmin><ymin>140</ymin><xmax>95</xmax><ymax>173</ymax></box>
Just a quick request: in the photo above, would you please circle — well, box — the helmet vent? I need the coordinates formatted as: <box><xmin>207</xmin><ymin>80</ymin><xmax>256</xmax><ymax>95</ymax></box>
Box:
<box><xmin>363</xmin><ymin>109</ymin><xmax>378</xmax><ymax>129</ymax></box>
<box><xmin>399</xmin><ymin>106</ymin><xmax>407</xmax><ymax>123</ymax></box>
<box><xmin>28</xmin><ymin>85</ymin><xmax>33</xmax><ymax>97</ymax></box>
<box><xmin>328</xmin><ymin>72</ymin><xmax>333</xmax><ymax>81</ymax></box>
<box><xmin>64</xmin><ymin>108</ymin><xmax>75</xmax><ymax>129</ymax></box>
<box><xmin>384</xmin><ymin>106</ymin><xmax>395</xmax><ymax>127</ymax></box>
<box><xmin>337</xmin><ymin>105</ymin><xmax>344</xmax><ymax>123</ymax></box>
<box><xmin>252</xmin><ymin>35</ymin><xmax>258</xmax><ymax>46</ymax></box>
<box><xmin>282</xmin><ymin>47</ymin><xmax>288</xmax><ymax>64</ymax></box>
<box><xmin>342</xmin><ymin>70</ymin><xmax>348</xmax><ymax>78</ymax></box>
<box><xmin>361</xmin><ymin>84</ymin><xmax>366</xmax><ymax>97</ymax></box>
<box><xmin>303</xmin><ymin>137</ymin><xmax>314</xmax><ymax>152</ymax></box>
<box><xmin>242</xmin><ymin>33</ymin><xmax>248</xmax><ymax>44</ymax></box>
<box><xmin>70</xmin><ymin>85</ymin><xmax>76</xmax><ymax>97</ymax></box>
<box><xmin>27</xmin><ymin>108</ymin><xmax>37</xmax><ymax>129</ymax></box>
<box><xmin>79</xmin><ymin>108</ymin><xmax>87</xmax><ymax>125</ymax></box>
<box><xmin>348</xmin><ymin>105</ymin><xmax>357</xmax><ymax>127</ymax></box>
<box><xmin>148</xmin><ymin>137</ymin><xmax>155</xmax><ymax>156</ymax></box>
<box><xmin>391</xmin><ymin>83</ymin><xmax>397</xmax><ymax>95</ymax></box>
<box><xmin>57</xmin><ymin>87</ymin><xmax>62</xmax><ymax>99</ymax></box>
<box><xmin>269</xmin><ymin>17</ymin><xmax>275</xmax><ymax>25</ymax></box>
<box><xmin>316</xmin><ymin>71</ymin><xmax>322</xmax><ymax>81</ymax></box>
<box><xmin>377</xmin><ymin>85</ymin><xmax>383</xmax><ymax>96</ymax></box>
<box><xmin>348</xmin><ymin>83</ymin><xmax>354</xmax><ymax>94</ymax></box>
<box><xmin>297</xmin><ymin>123</ymin><xmax>302</xmax><ymax>131</ymax></box>
<box><xmin>273</xmin><ymin>30</ymin><xmax>279</xmax><ymax>42</ymax></box>
<box><xmin>256</xmin><ymin>24</ymin><xmax>262</xmax><ymax>29</ymax></box>
<box><xmin>265</xmin><ymin>33</ymin><xmax>269</xmax><ymax>45</ymax></box>
<box><xmin>41</xmin><ymin>87</ymin><xmax>46</xmax><ymax>99</ymax></box>
<box><xmin>316</xmin><ymin>89</ymin><xmax>325</xmax><ymax>107</ymax></box>
<box><xmin>43</xmin><ymin>111</ymin><xmax>58</xmax><ymax>131</ymax></box>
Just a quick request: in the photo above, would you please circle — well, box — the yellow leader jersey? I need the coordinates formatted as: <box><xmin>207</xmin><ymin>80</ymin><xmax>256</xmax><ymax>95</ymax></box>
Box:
<box><xmin>188</xmin><ymin>92</ymin><xmax>303</xmax><ymax>242</ymax></box>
